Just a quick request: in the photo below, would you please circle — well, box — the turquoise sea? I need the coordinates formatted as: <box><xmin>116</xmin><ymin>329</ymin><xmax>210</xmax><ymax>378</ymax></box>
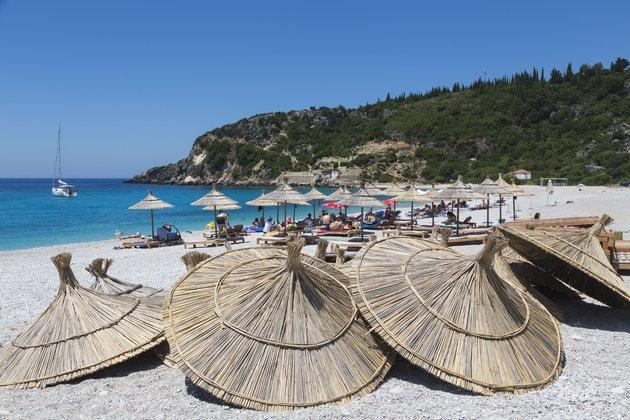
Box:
<box><xmin>0</xmin><ymin>179</ymin><xmax>335</xmax><ymax>251</ymax></box>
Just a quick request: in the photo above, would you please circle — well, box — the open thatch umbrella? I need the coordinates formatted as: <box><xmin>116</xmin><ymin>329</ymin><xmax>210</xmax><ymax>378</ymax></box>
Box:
<box><xmin>336</xmin><ymin>184</ymin><xmax>385</xmax><ymax>241</ymax></box>
<box><xmin>474</xmin><ymin>176</ymin><xmax>510</xmax><ymax>227</ymax></box>
<box><xmin>364</xmin><ymin>182</ymin><xmax>385</xmax><ymax>196</ymax></box>
<box><xmin>263</xmin><ymin>178</ymin><xmax>311</xmax><ymax>224</ymax></box>
<box><xmin>129</xmin><ymin>190</ymin><xmax>174</xmax><ymax>237</ymax></box>
<box><xmin>0</xmin><ymin>253</ymin><xmax>164</xmax><ymax>389</ymax></box>
<box><xmin>433</xmin><ymin>176</ymin><xmax>484</xmax><ymax>235</ymax></box>
<box><xmin>326</xmin><ymin>185</ymin><xmax>353</xmax><ymax>202</ymax></box>
<box><xmin>86</xmin><ymin>258</ymin><xmax>163</xmax><ymax>298</ymax></box>
<box><xmin>341</xmin><ymin>235</ymin><xmax>563</xmax><ymax>395</ymax></box>
<box><xmin>507</xmin><ymin>181</ymin><xmax>532</xmax><ymax>221</ymax></box>
<box><xmin>191</xmin><ymin>184</ymin><xmax>240</xmax><ymax>238</ymax></box>
<box><xmin>303</xmin><ymin>185</ymin><xmax>328</xmax><ymax>218</ymax></box>
<box><xmin>391</xmin><ymin>185</ymin><xmax>433</xmax><ymax>231</ymax></box>
<box><xmin>246</xmin><ymin>190</ymin><xmax>278</xmax><ymax>223</ymax></box>
<box><xmin>494</xmin><ymin>174</ymin><xmax>514</xmax><ymax>223</ymax></box>
<box><xmin>499</xmin><ymin>215</ymin><xmax>630</xmax><ymax>308</ymax></box>
<box><xmin>163</xmin><ymin>236</ymin><xmax>395</xmax><ymax>411</ymax></box>
<box><xmin>382</xmin><ymin>183</ymin><xmax>407</xmax><ymax>196</ymax></box>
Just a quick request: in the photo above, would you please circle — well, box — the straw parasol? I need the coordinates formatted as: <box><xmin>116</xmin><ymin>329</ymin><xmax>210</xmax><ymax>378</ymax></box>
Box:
<box><xmin>336</xmin><ymin>183</ymin><xmax>385</xmax><ymax>241</ymax></box>
<box><xmin>391</xmin><ymin>184</ymin><xmax>433</xmax><ymax>231</ymax></box>
<box><xmin>474</xmin><ymin>176</ymin><xmax>510</xmax><ymax>227</ymax></box>
<box><xmin>382</xmin><ymin>183</ymin><xmax>407</xmax><ymax>196</ymax></box>
<box><xmin>86</xmin><ymin>258</ymin><xmax>163</xmax><ymax>298</ymax></box>
<box><xmin>507</xmin><ymin>181</ymin><xmax>533</xmax><ymax>221</ymax></box>
<box><xmin>0</xmin><ymin>253</ymin><xmax>164</xmax><ymax>389</ymax></box>
<box><xmin>129</xmin><ymin>190</ymin><xmax>174</xmax><ymax>237</ymax></box>
<box><xmin>246</xmin><ymin>190</ymin><xmax>277</xmax><ymax>222</ymax></box>
<box><xmin>341</xmin><ymin>235</ymin><xmax>563</xmax><ymax>395</ymax></box>
<box><xmin>499</xmin><ymin>215</ymin><xmax>630</xmax><ymax>308</ymax></box>
<box><xmin>303</xmin><ymin>185</ymin><xmax>328</xmax><ymax>218</ymax></box>
<box><xmin>326</xmin><ymin>185</ymin><xmax>353</xmax><ymax>202</ymax></box>
<box><xmin>364</xmin><ymin>182</ymin><xmax>385</xmax><ymax>196</ymax></box>
<box><xmin>263</xmin><ymin>178</ymin><xmax>311</xmax><ymax>224</ymax></box>
<box><xmin>494</xmin><ymin>174</ymin><xmax>513</xmax><ymax>223</ymax></box>
<box><xmin>191</xmin><ymin>184</ymin><xmax>240</xmax><ymax>238</ymax></box>
<box><xmin>163</xmin><ymin>236</ymin><xmax>395</xmax><ymax>411</ymax></box>
<box><xmin>433</xmin><ymin>176</ymin><xmax>484</xmax><ymax>235</ymax></box>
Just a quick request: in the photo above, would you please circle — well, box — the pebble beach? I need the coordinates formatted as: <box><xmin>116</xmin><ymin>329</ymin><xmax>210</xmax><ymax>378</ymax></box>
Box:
<box><xmin>0</xmin><ymin>185</ymin><xmax>628</xmax><ymax>419</ymax></box>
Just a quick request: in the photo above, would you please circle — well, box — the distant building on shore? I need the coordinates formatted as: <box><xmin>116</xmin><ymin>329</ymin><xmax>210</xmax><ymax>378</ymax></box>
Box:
<box><xmin>508</xmin><ymin>169</ymin><xmax>532</xmax><ymax>181</ymax></box>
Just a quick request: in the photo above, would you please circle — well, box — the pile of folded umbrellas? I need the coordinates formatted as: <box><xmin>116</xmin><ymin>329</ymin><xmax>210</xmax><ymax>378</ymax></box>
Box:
<box><xmin>0</xmin><ymin>214</ymin><xmax>628</xmax><ymax>412</ymax></box>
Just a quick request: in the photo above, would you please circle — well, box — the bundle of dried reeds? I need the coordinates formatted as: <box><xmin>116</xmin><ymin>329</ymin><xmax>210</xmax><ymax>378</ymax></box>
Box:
<box><xmin>86</xmin><ymin>258</ymin><xmax>163</xmax><ymax>298</ymax></box>
<box><xmin>163</xmin><ymin>237</ymin><xmax>394</xmax><ymax>411</ymax></box>
<box><xmin>315</xmin><ymin>238</ymin><xmax>328</xmax><ymax>260</ymax></box>
<box><xmin>180</xmin><ymin>251</ymin><xmax>210</xmax><ymax>272</ymax></box>
<box><xmin>0</xmin><ymin>253</ymin><xmax>164</xmax><ymax>389</ymax></box>
<box><xmin>341</xmin><ymin>235</ymin><xmax>563</xmax><ymax>395</ymax></box>
<box><xmin>500</xmin><ymin>214</ymin><xmax>630</xmax><ymax>308</ymax></box>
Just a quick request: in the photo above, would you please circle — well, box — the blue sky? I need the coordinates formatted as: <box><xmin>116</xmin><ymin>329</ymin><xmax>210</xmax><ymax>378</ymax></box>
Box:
<box><xmin>0</xmin><ymin>0</ymin><xmax>628</xmax><ymax>178</ymax></box>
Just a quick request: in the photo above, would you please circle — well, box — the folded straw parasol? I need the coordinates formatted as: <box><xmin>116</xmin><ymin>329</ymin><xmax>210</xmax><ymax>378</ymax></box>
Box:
<box><xmin>129</xmin><ymin>190</ymin><xmax>174</xmax><ymax>237</ymax></box>
<box><xmin>474</xmin><ymin>176</ymin><xmax>510</xmax><ymax>227</ymax></box>
<box><xmin>341</xmin><ymin>235</ymin><xmax>563</xmax><ymax>395</ymax></box>
<box><xmin>506</xmin><ymin>181</ymin><xmax>533</xmax><ymax>221</ymax></box>
<box><xmin>191</xmin><ymin>184</ymin><xmax>240</xmax><ymax>238</ymax></box>
<box><xmin>494</xmin><ymin>174</ymin><xmax>514</xmax><ymax>223</ymax></box>
<box><xmin>0</xmin><ymin>253</ymin><xmax>164</xmax><ymax>389</ymax></box>
<box><xmin>499</xmin><ymin>215</ymin><xmax>630</xmax><ymax>308</ymax></box>
<box><xmin>86</xmin><ymin>258</ymin><xmax>163</xmax><ymax>298</ymax></box>
<box><xmin>163</xmin><ymin>236</ymin><xmax>395</xmax><ymax>411</ymax></box>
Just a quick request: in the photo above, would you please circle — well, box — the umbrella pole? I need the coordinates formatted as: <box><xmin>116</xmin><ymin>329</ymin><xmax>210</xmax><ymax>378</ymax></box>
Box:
<box><xmin>499</xmin><ymin>194</ymin><xmax>503</xmax><ymax>224</ymax></box>
<box><xmin>456</xmin><ymin>199</ymin><xmax>460</xmax><ymax>237</ymax></box>
<box><xmin>150</xmin><ymin>209</ymin><xmax>155</xmax><ymax>237</ymax></box>
<box><xmin>410</xmin><ymin>201</ymin><xmax>414</xmax><ymax>231</ymax></box>
<box><xmin>293</xmin><ymin>204</ymin><xmax>296</xmax><ymax>221</ymax></box>
<box><xmin>512</xmin><ymin>196</ymin><xmax>517</xmax><ymax>220</ymax></box>
<box><xmin>214</xmin><ymin>206</ymin><xmax>218</xmax><ymax>238</ymax></box>
<box><xmin>262</xmin><ymin>206</ymin><xmax>265</xmax><ymax>221</ymax></box>
<box><xmin>284</xmin><ymin>202</ymin><xmax>287</xmax><ymax>225</ymax></box>
<box><xmin>486</xmin><ymin>193</ymin><xmax>490</xmax><ymax>227</ymax></box>
<box><xmin>276</xmin><ymin>205</ymin><xmax>279</xmax><ymax>224</ymax></box>
<box><xmin>360</xmin><ymin>206</ymin><xmax>364</xmax><ymax>241</ymax></box>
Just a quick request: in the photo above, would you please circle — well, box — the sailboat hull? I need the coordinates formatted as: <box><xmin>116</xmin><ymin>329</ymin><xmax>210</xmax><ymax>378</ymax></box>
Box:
<box><xmin>52</xmin><ymin>186</ymin><xmax>77</xmax><ymax>197</ymax></box>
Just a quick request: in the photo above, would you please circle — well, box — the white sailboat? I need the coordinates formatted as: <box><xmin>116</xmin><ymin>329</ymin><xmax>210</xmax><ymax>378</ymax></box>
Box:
<box><xmin>52</xmin><ymin>124</ymin><xmax>78</xmax><ymax>197</ymax></box>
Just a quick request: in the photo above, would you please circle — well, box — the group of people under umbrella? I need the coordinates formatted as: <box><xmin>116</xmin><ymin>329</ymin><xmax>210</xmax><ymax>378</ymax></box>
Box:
<box><xmin>127</xmin><ymin>174</ymin><xmax>533</xmax><ymax>241</ymax></box>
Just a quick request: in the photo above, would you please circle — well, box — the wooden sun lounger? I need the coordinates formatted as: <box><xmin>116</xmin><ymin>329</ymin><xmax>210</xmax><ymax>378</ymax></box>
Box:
<box><xmin>257</xmin><ymin>236</ymin><xmax>288</xmax><ymax>245</ymax></box>
<box><xmin>383</xmin><ymin>230</ymin><xmax>427</xmax><ymax>238</ymax></box>
<box><xmin>184</xmin><ymin>234</ymin><xmax>245</xmax><ymax>249</ymax></box>
<box><xmin>505</xmin><ymin>216</ymin><xmax>600</xmax><ymax>229</ymax></box>
<box><xmin>315</xmin><ymin>229</ymin><xmax>362</xmax><ymax>238</ymax></box>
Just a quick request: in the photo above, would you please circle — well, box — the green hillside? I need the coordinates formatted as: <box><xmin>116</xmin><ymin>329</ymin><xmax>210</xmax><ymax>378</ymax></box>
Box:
<box><xmin>130</xmin><ymin>58</ymin><xmax>630</xmax><ymax>185</ymax></box>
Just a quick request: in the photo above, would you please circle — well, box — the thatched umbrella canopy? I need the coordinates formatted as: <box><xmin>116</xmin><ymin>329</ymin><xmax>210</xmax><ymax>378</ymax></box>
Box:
<box><xmin>499</xmin><ymin>215</ymin><xmax>630</xmax><ymax>308</ymax></box>
<box><xmin>391</xmin><ymin>184</ymin><xmax>435</xmax><ymax>230</ymax></box>
<box><xmin>507</xmin><ymin>181</ymin><xmax>533</xmax><ymax>221</ymax></box>
<box><xmin>364</xmin><ymin>182</ymin><xmax>385</xmax><ymax>196</ymax></box>
<box><xmin>382</xmin><ymin>183</ymin><xmax>407</xmax><ymax>196</ymax></box>
<box><xmin>474</xmin><ymin>176</ymin><xmax>511</xmax><ymax>227</ymax></box>
<box><xmin>341</xmin><ymin>235</ymin><xmax>563</xmax><ymax>395</ymax></box>
<box><xmin>434</xmin><ymin>176</ymin><xmax>485</xmax><ymax>235</ymax></box>
<box><xmin>264</xmin><ymin>179</ymin><xmax>311</xmax><ymax>224</ymax></box>
<box><xmin>86</xmin><ymin>258</ymin><xmax>163</xmax><ymax>298</ymax></box>
<box><xmin>303</xmin><ymin>185</ymin><xmax>328</xmax><ymax>219</ymax></box>
<box><xmin>129</xmin><ymin>190</ymin><xmax>174</xmax><ymax>237</ymax></box>
<box><xmin>337</xmin><ymin>184</ymin><xmax>385</xmax><ymax>240</ymax></box>
<box><xmin>494</xmin><ymin>174</ymin><xmax>514</xmax><ymax>223</ymax></box>
<box><xmin>0</xmin><ymin>253</ymin><xmax>164</xmax><ymax>389</ymax></box>
<box><xmin>164</xmin><ymin>237</ymin><xmax>395</xmax><ymax>411</ymax></box>
<box><xmin>326</xmin><ymin>186</ymin><xmax>353</xmax><ymax>202</ymax></box>
<box><xmin>191</xmin><ymin>185</ymin><xmax>240</xmax><ymax>238</ymax></box>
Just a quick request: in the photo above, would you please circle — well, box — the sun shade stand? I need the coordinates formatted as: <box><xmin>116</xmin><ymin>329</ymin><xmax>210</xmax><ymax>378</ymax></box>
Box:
<box><xmin>342</xmin><ymin>235</ymin><xmax>563</xmax><ymax>395</ymax></box>
<box><xmin>0</xmin><ymin>253</ymin><xmax>164</xmax><ymax>389</ymax></box>
<box><xmin>164</xmin><ymin>236</ymin><xmax>394</xmax><ymax>411</ymax></box>
<box><xmin>499</xmin><ymin>215</ymin><xmax>630</xmax><ymax>308</ymax></box>
<box><xmin>191</xmin><ymin>184</ymin><xmax>240</xmax><ymax>239</ymax></box>
<box><xmin>129</xmin><ymin>190</ymin><xmax>174</xmax><ymax>237</ymax></box>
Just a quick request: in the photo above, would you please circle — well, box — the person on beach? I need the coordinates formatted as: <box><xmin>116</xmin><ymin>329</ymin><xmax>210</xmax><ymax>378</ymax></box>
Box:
<box><xmin>263</xmin><ymin>217</ymin><xmax>274</xmax><ymax>233</ymax></box>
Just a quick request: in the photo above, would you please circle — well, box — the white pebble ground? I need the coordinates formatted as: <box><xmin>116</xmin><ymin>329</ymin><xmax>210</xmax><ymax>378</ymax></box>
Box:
<box><xmin>0</xmin><ymin>186</ymin><xmax>628</xmax><ymax>419</ymax></box>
